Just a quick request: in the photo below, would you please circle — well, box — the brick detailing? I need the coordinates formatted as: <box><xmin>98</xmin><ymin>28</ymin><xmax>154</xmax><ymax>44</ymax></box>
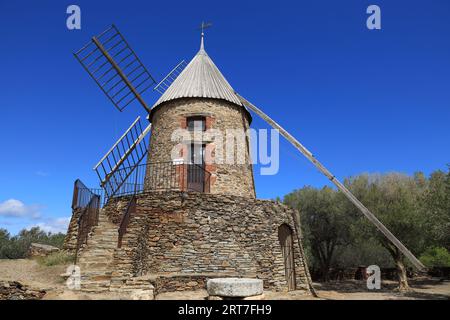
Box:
<box><xmin>205</xmin><ymin>116</ymin><xmax>215</xmax><ymax>130</ymax></box>
<box><xmin>179</xmin><ymin>117</ymin><xmax>187</xmax><ymax>129</ymax></box>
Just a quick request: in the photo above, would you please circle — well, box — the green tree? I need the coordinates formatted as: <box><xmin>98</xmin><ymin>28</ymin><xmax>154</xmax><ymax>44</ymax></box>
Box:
<box><xmin>344</xmin><ymin>173</ymin><xmax>426</xmax><ymax>291</ymax></box>
<box><xmin>285</xmin><ymin>186</ymin><xmax>352</xmax><ymax>281</ymax></box>
<box><xmin>0</xmin><ymin>228</ymin><xmax>10</xmax><ymax>244</ymax></box>
<box><xmin>283</xmin><ymin>169</ymin><xmax>449</xmax><ymax>289</ymax></box>
<box><xmin>420</xmin><ymin>247</ymin><xmax>450</xmax><ymax>267</ymax></box>
<box><xmin>0</xmin><ymin>227</ymin><xmax>66</xmax><ymax>259</ymax></box>
<box><xmin>421</xmin><ymin>169</ymin><xmax>450</xmax><ymax>250</ymax></box>
<box><xmin>0</xmin><ymin>228</ymin><xmax>12</xmax><ymax>258</ymax></box>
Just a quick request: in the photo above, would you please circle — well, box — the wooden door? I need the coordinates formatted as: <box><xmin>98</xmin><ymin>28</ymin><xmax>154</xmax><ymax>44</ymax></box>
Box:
<box><xmin>187</xmin><ymin>144</ymin><xmax>205</xmax><ymax>192</ymax></box>
<box><xmin>278</xmin><ymin>224</ymin><xmax>296</xmax><ymax>291</ymax></box>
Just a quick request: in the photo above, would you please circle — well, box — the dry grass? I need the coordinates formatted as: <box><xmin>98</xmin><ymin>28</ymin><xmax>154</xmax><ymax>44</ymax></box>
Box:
<box><xmin>36</xmin><ymin>251</ymin><xmax>75</xmax><ymax>267</ymax></box>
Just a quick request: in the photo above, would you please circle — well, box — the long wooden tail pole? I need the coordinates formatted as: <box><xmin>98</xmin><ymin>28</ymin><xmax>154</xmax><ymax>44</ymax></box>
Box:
<box><xmin>237</xmin><ymin>93</ymin><xmax>426</xmax><ymax>271</ymax></box>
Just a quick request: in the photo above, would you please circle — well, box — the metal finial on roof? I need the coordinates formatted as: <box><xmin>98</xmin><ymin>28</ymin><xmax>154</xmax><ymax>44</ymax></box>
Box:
<box><xmin>200</xmin><ymin>32</ymin><xmax>205</xmax><ymax>51</ymax></box>
<box><xmin>151</xmin><ymin>21</ymin><xmax>245</xmax><ymax>110</ymax></box>
<box><xmin>199</xmin><ymin>22</ymin><xmax>212</xmax><ymax>52</ymax></box>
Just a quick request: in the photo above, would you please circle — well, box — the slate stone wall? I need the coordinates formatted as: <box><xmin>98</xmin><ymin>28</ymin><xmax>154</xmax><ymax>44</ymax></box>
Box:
<box><xmin>0</xmin><ymin>281</ymin><xmax>46</xmax><ymax>300</ymax></box>
<box><xmin>108</xmin><ymin>191</ymin><xmax>310</xmax><ymax>292</ymax></box>
<box><xmin>63</xmin><ymin>207</ymin><xmax>82</xmax><ymax>253</ymax></box>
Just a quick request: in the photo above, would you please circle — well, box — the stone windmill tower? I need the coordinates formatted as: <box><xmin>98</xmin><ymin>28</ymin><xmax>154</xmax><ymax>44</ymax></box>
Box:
<box><xmin>65</xmin><ymin>23</ymin><xmax>425</xmax><ymax>297</ymax></box>
<box><xmin>146</xmin><ymin>33</ymin><xmax>255</xmax><ymax>198</ymax></box>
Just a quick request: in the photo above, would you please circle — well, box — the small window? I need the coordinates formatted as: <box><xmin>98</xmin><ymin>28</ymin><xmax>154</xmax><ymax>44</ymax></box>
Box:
<box><xmin>187</xmin><ymin>116</ymin><xmax>206</xmax><ymax>132</ymax></box>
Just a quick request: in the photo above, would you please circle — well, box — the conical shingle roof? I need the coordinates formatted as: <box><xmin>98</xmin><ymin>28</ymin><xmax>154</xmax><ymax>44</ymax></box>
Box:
<box><xmin>151</xmin><ymin>37</ymin><xmax>243</xmax><ymax>109</ymax></box>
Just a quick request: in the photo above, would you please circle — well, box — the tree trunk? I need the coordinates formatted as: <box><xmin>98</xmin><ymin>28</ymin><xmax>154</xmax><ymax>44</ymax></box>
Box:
<box><xmin>389</xmin><ymin>246</ymin><xmax>410</xmax><ymax>291</ymax></box>
<box><xmin>321</xmin><ymin>263</ymin><xmax>330</xmax><ymax>282</ymax></box>
<box><xmin>395</xmin><ymin>256</ymin><xmax>410</xmax><ymax>291</ymax></box>
<box><xmin>315</xmin><ymin>242</ymin><xmax>334</xmax><ymax>282</ymax></box>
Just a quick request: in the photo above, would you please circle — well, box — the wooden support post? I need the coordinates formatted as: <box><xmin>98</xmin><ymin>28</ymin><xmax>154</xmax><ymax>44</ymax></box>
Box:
<box><xmin>290</xmin><ymin>210</ymin><xmax>317</xmax><ymax>296</ymax></box>
<box><xmin>237</xmin><ymin>93</ymin><xmax>426</xmax><ymax>271</ymax></box>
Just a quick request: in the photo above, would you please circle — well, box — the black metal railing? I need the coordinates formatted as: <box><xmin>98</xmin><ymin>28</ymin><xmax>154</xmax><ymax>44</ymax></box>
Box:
<box><xmin>72</xmin><ymin>179</ymin><xmax>99</xmax><ymax>209</ymax></box>
<box><xmin>70</xmin><ymin>162</ymin><xmax>210</xmax><ymax>259</ymax></box>
<box><xmin>76</xmin><ymin>195</ymin><xmax>101</xmax><ymax>254</ymax></box>
<box><xmin>105</xmin><ymin>161</ymin><xmax>211</xmax><ymax>197</ymax></box>
<box><xmin>71</xmin><ymin>179</ymin><xmax>105</xmax><ymax>262</ymax></box>
<box><xmin>72</xmin><ymin>162</ymin><xmax>210</xmax><ymax>210</ymax></box>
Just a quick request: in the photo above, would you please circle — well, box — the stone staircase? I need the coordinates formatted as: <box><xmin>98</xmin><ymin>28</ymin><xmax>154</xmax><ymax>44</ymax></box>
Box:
<box><xmin>110</xmin><ymin>274</ymin><xmax>155</xmax><ymax>299</ymax></box>
<box><xmin>71</xmin><ymin>199</ymin><xmax>155</xmax><ymax>299</ymax></box>
<box><xmin>76</xmin><ymin>208</ymin><xmax>118</xmax><ymax>293</ymax></box>
<box><xmin>109</xmin><ymin>206</ymin><xmax>153</xmax><ymax>296</ymax></box>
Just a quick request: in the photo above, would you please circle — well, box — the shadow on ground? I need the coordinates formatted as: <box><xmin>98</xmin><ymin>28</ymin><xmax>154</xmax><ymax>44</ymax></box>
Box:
<box><xmin>313</xmin><ymin>278</ymin><xmax>450</xmax><ymax>300</ymax></box>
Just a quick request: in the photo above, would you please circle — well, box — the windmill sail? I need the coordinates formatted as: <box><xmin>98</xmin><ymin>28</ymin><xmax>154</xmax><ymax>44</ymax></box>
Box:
<box><xmin>236</xmin><ymin>93</ymin><xmax>426</xmax><ymax>271</ymax></box>
<box><xmin>74</xmin><ymin>25</ymin><xmax>157</xmax><ymax>113</ymax></box>
<box><xmin>154</xmin><ymin>60</ymin><xmax>188</xmax><ymax>94</ymax></box>
<box><xmin>94</xmin><ymin>116</ymin><xmax>151</xmax><ymax>198</ymax></box>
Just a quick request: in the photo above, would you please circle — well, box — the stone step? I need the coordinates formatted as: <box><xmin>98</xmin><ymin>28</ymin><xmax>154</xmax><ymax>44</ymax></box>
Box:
<box><xmin>81</xmin><ymin>271</ymin><xmax>112</xmax><ymax>277</ymax></box>
<box><xmin>75</xmin><ymin>209</ymin><xmax>118</xmax><ymax>293</ymax></box>
<box><xmin>81</xmin><ymin>287</ymin><xmax>110</xmax><ymax>293</ymax></box>
<box><xmin>80</xmin><ymin>263</ymin><xmax>112</xmax><ymax>269</ymax></box>
<box><xmin>81</xmin><ymin>278</ymin><xmax>110</xmax><ymax>284</ymax></box>
<box><xmin>79</xmin><ymin>256</ymin><xmax>113</xmax><ymax>261</ymax></box>
<box><xmin>79</xmin><ymin>257</ymin><xmax>114</xmax><ymax>263</ymax></box>
<box><xmin>82</xmin><ymin>274</ymin><xmax>112</xmax><ymax>281</ymax></box>
<box><xmin>79</xmin><ymin>251</ymin><xmax>115</xmax><ymax>257</ymax></box>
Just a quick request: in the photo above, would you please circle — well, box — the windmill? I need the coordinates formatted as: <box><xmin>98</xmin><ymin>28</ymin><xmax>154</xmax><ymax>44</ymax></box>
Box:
<box><xmin>73</xmin><ymin>24</ymin><xmax>426</xmax><ymax>271</ymax></box>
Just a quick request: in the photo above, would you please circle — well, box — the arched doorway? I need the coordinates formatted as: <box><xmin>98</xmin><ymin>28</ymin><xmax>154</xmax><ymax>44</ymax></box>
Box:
<box><xmin>278</xmin><ymin>224</ymin><xmax>296</xmax><ymax>290</ymax></box>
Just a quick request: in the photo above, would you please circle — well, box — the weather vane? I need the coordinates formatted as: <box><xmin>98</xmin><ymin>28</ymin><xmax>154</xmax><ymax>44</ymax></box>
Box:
<box><xmin>199</xmin><ymin>21</ymin><xmax>212</xmax><ymax>36</ymax></box>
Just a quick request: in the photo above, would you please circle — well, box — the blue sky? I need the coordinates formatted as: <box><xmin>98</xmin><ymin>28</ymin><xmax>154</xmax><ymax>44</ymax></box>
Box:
<box><xmin>0</xmin><ymin>0</ymin><xmax>449</xmax><ymax>234</ymax></box>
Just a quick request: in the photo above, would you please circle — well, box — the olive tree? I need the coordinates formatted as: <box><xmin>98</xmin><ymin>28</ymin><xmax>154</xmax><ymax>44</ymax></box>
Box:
<box><xmin>344</xmin><ymin>173</ymin><xmax>426</xmax><ymax>291</ymax></box>
<box><xmin>284</xmin><ymin>186</ymin><xmax>352</xmax><ymax>281</ymax></box>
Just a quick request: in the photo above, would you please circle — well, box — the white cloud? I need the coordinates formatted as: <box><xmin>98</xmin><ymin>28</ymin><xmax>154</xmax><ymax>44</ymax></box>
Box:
<box><xmin>27</xmin><ymin>217</ymin><xmax>70</xmax><ymax>234</ymax></box>
<box><xmin>0</xmin><ymin>199</ymin><xmax>41</xmax><ymax>218</ymax></box>
<box><xmin>35</xmin><ymin>170</ymin><xmax>49</xmax><ymax>177</ymax></box>
<box><xmin>0</xmin><ymin>199</ymin><xmax>70</xmax><ymax>235</ymax></box>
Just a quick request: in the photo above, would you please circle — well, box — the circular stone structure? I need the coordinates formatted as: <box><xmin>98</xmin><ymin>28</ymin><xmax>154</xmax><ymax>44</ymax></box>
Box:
<box><xmin>96</xmin><ymin>191</ymin><xmax>312</xmax><ymax>292</ymax></box>
<box><xmin>147</xmin><ymin>98</ymin><xmax>255</xmax><ymax>198</ymax></box>
<box><xmin>207</xmin><ymin>278</ymin><xmax>263</xmax><ymax>297</ymax></box>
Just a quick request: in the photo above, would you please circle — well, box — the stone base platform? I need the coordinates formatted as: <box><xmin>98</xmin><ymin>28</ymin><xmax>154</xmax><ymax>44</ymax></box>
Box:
<box><xmin>65</xmin><ymin>191</ymin><xmax>313</xmax><ymax>294</ymax></box>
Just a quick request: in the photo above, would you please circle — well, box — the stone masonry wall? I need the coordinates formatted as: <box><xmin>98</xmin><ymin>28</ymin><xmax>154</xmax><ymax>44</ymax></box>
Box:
<box><xmin>63</xmin><ymin>207</ymin><xmax>82</xmax><ymax>253</ymax></box>
<box><xmin>107</xmin><ymin>191</ymin><xmax>311</xmax><ymax>292</ymax></box>
<box><xmin>0</xmin><ymin>281</ymin><xmax>46</xmax><ymax>300</ymax></box>
<box><xmin>147</xmin><ymin>98</ymin><xmax>255</xmax><ymax>198</ymax></box>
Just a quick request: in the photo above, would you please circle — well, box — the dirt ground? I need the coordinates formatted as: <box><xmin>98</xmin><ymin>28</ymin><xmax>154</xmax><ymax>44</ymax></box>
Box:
<box><xmin>311</xmin><ymin>278</ymin><xmax>450</xmax><ymax>300</ymax></box>
<box><xmin>0</xmin><ymin>259</ymin><xmax>67</xmax><ymax>291</ymax></box>
<box><xmin>156</xmin><ymin>278</ymin><xmax>450</xmax><ymax>300</ymax></box>
<box><xmin>1</xmin><ymin>259</ymin><xmax>449</xmax><ymax>300</ymax></box>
